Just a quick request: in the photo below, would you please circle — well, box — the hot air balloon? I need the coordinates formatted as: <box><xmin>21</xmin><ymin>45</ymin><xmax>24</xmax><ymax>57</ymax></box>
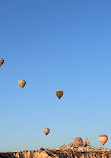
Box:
<box><xmin>99</xmin><ymin>134</ymin><xmax>108</xmax><ymax>146</ymax></box>
<box><xmin>0</xmin><ymin>58</ymin><xmax>4</xmax><ymax>67</ymax></box>
<box><xmin>18</xmin><ymin>80</ymin><xmax>26</xmax><ymax>89</ymax></box>
<box><xmin>56</xmin><ymin>90</ymin><xmax>63</xmax><ymax>100</ymax></box>
<box><xmin>43</xmin><ymin>128</ymin><xmax>50</xmax><ymax>135</ymax></box>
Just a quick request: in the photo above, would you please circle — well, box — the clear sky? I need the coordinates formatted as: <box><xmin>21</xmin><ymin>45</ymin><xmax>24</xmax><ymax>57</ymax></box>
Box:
<box><xmin>0</xmin><ymin>0</ymin><xmax>111</xmax><ymax>152</ymax></box>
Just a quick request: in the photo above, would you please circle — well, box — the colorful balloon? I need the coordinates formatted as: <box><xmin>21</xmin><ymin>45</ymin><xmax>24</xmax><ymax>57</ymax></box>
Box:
<box><xmin>18</xmin><ymin>80</ymin><xmax>26</xmax><ymax>89</ymax></box>
<box><xmin>0</xmin><ymin>58</ymin><xmax>4</xmax><ymax>67</ymax></box>
<box><xmin>56</xmin><ymin>90</ymin><xmax>63</xmax><ymax>100</ymax></box>
<box><xmin>99</xmin><ymin>134</ymin><xmax>108</xmax><ymax>146</ymax></box>
<box><xmin>43</xmin><ymin>128</ymin><xmax>50</xmax><ymax>135</ymax></box>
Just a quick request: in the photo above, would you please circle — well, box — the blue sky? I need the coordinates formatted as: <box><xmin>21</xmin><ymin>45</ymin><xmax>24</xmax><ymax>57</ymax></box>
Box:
<box><xmin>0</xmin><ymin>0</ymin><xmax>111</xmax><ymax>152</ymax></box>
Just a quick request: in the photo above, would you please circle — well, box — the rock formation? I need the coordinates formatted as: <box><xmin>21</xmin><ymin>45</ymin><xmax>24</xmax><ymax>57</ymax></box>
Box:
<box><xmin>84</xmin><ymin>138</ymin><xmax>91</xmax><ymax>147</ymax></box>
<box><xmin>72</xmin><ymin>137</ymin><xmax>84</xmax><ymax>146</ymax></box>
<box><xmin>0</xmin><ymin>137</ymin><xmax>111</xmax><ymax>158</ymax></box>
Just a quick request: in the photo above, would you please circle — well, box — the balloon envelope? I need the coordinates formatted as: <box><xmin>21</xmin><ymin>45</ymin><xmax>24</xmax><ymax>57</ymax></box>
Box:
<box><xmin>43</xmin><ymin>128</ymin><xmax>50</xmax><ymax>135</ymax></box>
<box><xmin>99</xmin><ymin>134</ymin><xmax>108</xmax><ymax>146</ymax></box>
<box><xmin>0</xmin><ymin>58</ymin><xmax>4</xmax><ymax>67</ymax></box>
<box><xmin>56</xmin><ymin>90</ymin><xmax>63</xmax><ymax>100</ymax></box>
<box><xmin>18</xmin><ymin>80</ymin><xmax>26</xmax><ymax>89</ymax></box>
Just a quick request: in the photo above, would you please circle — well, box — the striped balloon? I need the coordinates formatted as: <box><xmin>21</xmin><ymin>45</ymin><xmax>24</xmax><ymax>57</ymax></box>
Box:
<box><xmin>0</xmin><ymin>58</ymin><xmax>4</xmax><ymax>67</ymax></box>
<box><xmin>18</xmin><ymin>80</ymin><xmax>26</xmax><ymax>89</ymax></box>
<box><xmin>99</xmin><ymin>135</ymin><xmax>108</xmax><ymax>146</ymax></box>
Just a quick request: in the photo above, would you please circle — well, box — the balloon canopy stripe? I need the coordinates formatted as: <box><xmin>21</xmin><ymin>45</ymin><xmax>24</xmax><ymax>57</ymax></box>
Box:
<box><xmin>99</xmin><ymin>135</ymin><xmax>108</xmax><ymax>137</ymax></box>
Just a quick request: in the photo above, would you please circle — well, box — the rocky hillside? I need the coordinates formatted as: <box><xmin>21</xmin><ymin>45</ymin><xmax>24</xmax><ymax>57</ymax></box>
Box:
<box><xmin>0</xmin><ymin>137</ymin><xmax>111</xmax><ymax>158</ymax></box>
